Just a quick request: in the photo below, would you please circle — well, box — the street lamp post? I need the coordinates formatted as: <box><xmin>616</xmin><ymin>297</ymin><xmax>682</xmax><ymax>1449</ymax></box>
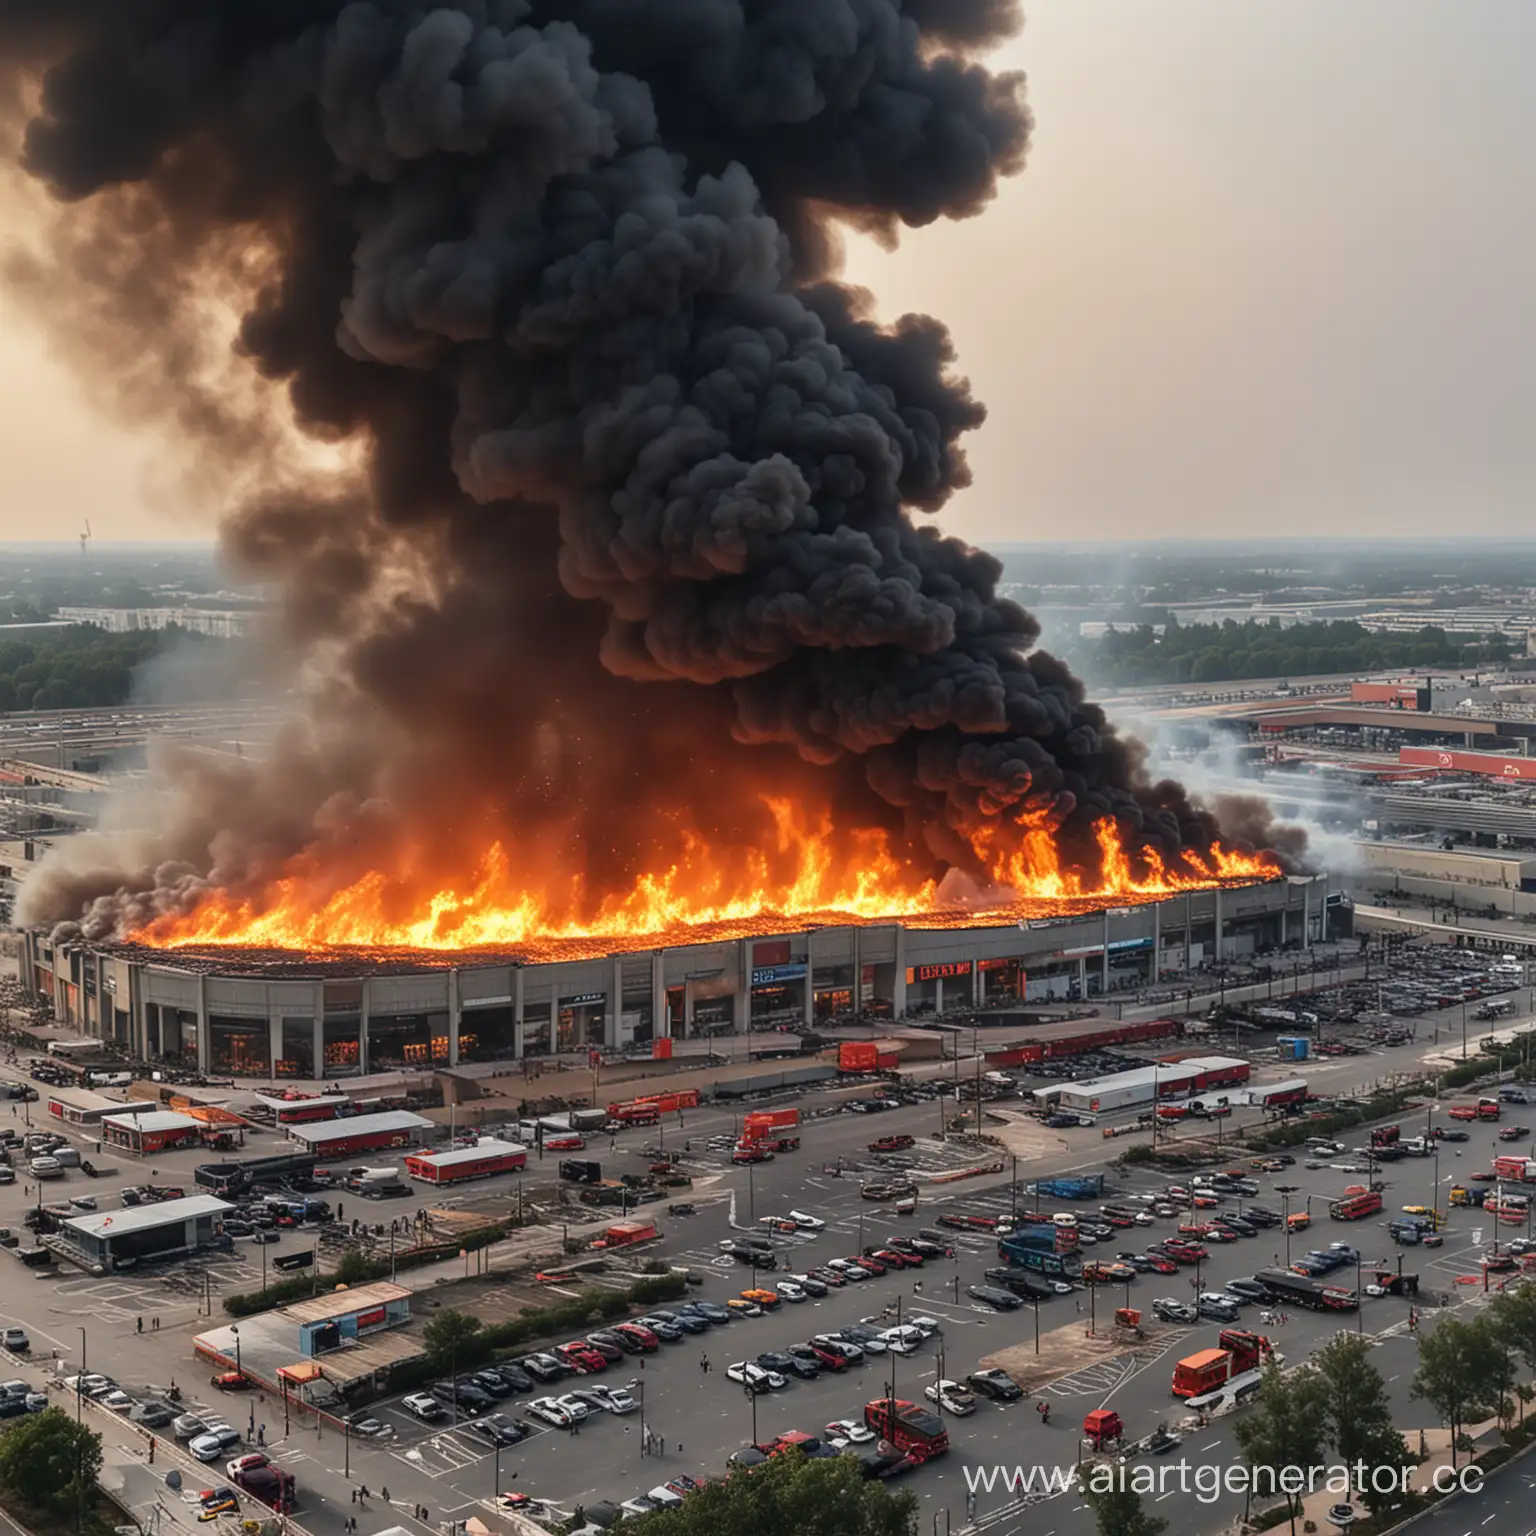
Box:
<box><xmin>1282</xmin><ymin>1193</ymin><xmax>1293</xmax><ymax>1265</ymax></box>
<box><xmin>629</xmin><ymin>1377</ymin><xmax>646</xmax><ymax>1453</ymax></box>
<box><xmin>231</xmin><ymin>1324</ymin><xmax>241</xmax><ymax>1380</ymax></box>
<box><xmin>746</xmin><ymin>1380</ymin><xmax>758</xmax><ymax>1446</ymax></box>
<box><xmin>75</xmin><ymin>1327</ymin><xmax>85</xmax><ymax>1423</ymax></box>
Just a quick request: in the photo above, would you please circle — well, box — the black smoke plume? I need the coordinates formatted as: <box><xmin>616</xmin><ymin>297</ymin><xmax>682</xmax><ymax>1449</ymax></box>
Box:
<box><xmin>1</xmin><ymin>0</ymin><xmax>1284</xmax><ymax>943</ymax></box>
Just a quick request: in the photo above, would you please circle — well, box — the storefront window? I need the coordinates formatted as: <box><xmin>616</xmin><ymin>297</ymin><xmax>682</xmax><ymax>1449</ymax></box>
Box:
<box><xmin>523</xmin><ymin>1004</ymin><xmax>551</xmax><ymax>1057</ymax></box>
<box><xmin>162</xmin><ymin>1008</ymin><xmax>199</xmax><ymax>1065</ymax></box>
<box><xmin>621</xmin><ymin>996</ymin><xmax>653</xmax><ymax>1045</ymax></box>
<box><xmin>144</xmin><ymin>1004</ymin><xmax>161</xmax><ymax>1060</ymax></box>
<box><xmin>557</xmin><ymin>997</ymin><xmax>605</xmax><ymax>1051</ymax></box>
<box><xmin>368</xmin><ymin>1012</ymin><xmax>447</xmax><ymax>1070</ymax></box>
<box><xmin>459</xmin><ymin>1005</ymin><xmax>515</xmax><ymax>1061</ymax></box>
<box><xmin>323</xmin><ymin>1015</ymin><xmax>361</xmax><ymax>1076</ymax></box>
<box><xmin>209</xmin><ymin>1016</ymin><xmax>270</xmax><ymax>1076</ymax></box>
<box><xmin>278</xmin><ymin>1017</ymin><xmax>314</xmax><ymax>1079</ymax></box>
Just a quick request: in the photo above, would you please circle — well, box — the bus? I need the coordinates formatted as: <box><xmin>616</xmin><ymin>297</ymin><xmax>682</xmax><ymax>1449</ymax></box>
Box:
<box><xmin>1329</xmin><ymin>1192</ymin><xmax>1383</xmax><ymax>1221</ymax></box>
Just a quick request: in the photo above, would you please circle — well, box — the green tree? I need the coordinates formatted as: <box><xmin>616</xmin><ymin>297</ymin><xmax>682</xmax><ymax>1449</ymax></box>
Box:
<box><xmin>637</xmin><ymin>1447</ymin><xmax>914</xmax><ymax>1536</ymax></box>
<box><xmin>1233</xmin><ymin>1361</ymin><xmax>1329</xmax><ymax>1536</ymax></box>
<box><xmin>1312</xmin><ymin>1334</ymin><xmax>1410</xmax><ymax>1513</ymax></box>
<box><xmin>332</xmin><ymin>1248</ymin><xmax>379</xmax><ymax>1284</ymax></box>
<box><xmin>423</xmin><ymin>1307</ymin><xmax>485</xmax><ymax>1371</ymax></box>
<box><xmin>1412</xmin><ymin>1316</ymin><xmax>1502</xmax><ymax>1467</ymax></box>
<box><xmin>1083</xmin><ymin>1478</ymin><xmax>1169</xmax><ymax>1536</ymax></box>
<box><xmin>1488</xmin><ymin>1286</ymin><xmax>1536</xmax><ymax>1425</ymax></box>
<box><xmin>0</xmin><ymin>1406</ymin><xmax>103</xmax><ymax>1517</ymax></box>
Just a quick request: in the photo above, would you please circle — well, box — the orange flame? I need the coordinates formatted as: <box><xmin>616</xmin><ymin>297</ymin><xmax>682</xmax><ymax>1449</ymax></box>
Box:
<box><xmin>131</xmin><ymin>798</ymin><xmax>1280</xmax><ymax>961</ymax></box>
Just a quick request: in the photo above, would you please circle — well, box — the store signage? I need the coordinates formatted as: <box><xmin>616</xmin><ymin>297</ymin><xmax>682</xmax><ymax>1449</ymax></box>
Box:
<box><xmin>977</xmin><ymin>956</ymin><xmax>1018</xmax><ymax>972</ymax></box>
<box><xmin>752</xmin><ymin>963</ymin><xmax>807</xmax><ymax>986</ymax></box>
<box><xmin>354</xmin><ymin>1306</ymin><xmax>387</xmax><ymax>1329</ymax></box>
<box><xmin>563</xmin><ymin>992</ymin><xmax>605</xmax><ymax>1006</ymax></box>
<box><xmin>909</xmin><ymin>960</ymin><xmax>972</xmax><ymax>982</ymax></box>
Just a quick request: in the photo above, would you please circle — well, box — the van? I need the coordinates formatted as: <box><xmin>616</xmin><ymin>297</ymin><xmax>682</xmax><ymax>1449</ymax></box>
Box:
<box><xmin>51</xmin><ymin>1147</ymin><xmax>80</xmax><ymax>1169</ymax></box>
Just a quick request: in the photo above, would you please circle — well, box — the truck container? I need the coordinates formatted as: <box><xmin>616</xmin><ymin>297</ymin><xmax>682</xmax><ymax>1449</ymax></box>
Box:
<box><xmin>193</xmin><ymin>1152</ymin><xmax>317</xmax><ymax>1196</ymax></box>
<box><xmin>1248</xmin><ymin>1079</ymin><xmax>1309</xmax><ymax>1111</ymax></box>
<box><xmin>1479</xmin><ymin>1098</ymin><xmax>1503</xmax><ymax>1121</ymax></box>
<box><xmin>404</xmin><ymin>1138</ymin><xmax>528</xmax><ymax>1186</ymax></box>
<box><xmin>605</xmin><ymin>1103</ymin><xmax>661</xmax><ymax>1126</ymax></box>
<box><xmin>743</xmin><ymin>1108</ymin><xmax>801</xmax><ymax>1135</ymax></box>
<box><xmin>1030</xmin><ymin>1175</ymin><xmax>1106</xmax><ymax>1201</ymax></box>
<box><xmin>997</xmin><ymin>1233</ymin><xmax>1077</xmax><ymax>1276</ymax></box>
<box><xmin>560</xmin><ymin>1159</ymin><xmax>603</xmax><ymax>1183</ymax></box>
<box><xmin>839</xmin><ymin>1042</ymin><xmax>880</xmax><ymax>1073</ymax></box>
<box><xmin>1254</xmin><ymin>1269</ymin><xmax>1357</xmax><ymax>1311</ymax></box>
<box><xmin>1274</xmin><ymin>1036</ymin><xmax>1311</xmax><ymax>1061</ymax></box>
<box><xmin>569</xmin><ymin>1109</ymin><xmax>609</xmax><ymax>1132</ymax></box>
<box><xmin>862</xmin><ymin>1399</ymin><xmax>949</xmax><ymax>1462</ymax></box>
<box><xmin>590</xmin><ymin>1220</ymin><xmax>659</xmax><ymax>1250</ymax></box>
<box><xmin>1492</xmin><ymin>1155</ymin><xmax>1536</xmax><ymax>1182</ymax></box>
<box><xmin>1370</xmin><ymin>1125</ymin><xmax>1401</xmax><ymax>1150</ymax></box>
<box><xmin>1172</xmin><ymin>1348</ymin><xmax>1239</xmax><ymax>1399</ymax></box>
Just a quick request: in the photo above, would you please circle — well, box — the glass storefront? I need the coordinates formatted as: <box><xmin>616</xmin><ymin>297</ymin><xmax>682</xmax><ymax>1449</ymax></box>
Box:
<box><xmin>979</xmin><ymin>958</ymin><xmax>1025</xmax><ymax>1007</ymax></box>
<box><xmin>523</xmin><ymin>1004</ymin><xmax>551</xmax><ymax>1057</ymax></box>
<box><xmin>367</xmin><ymin>1012</ymin><xmax>448</xmax><ymax>1070</ymax></box>
<box><xmin>210</xmin><ymin>1015</ymin><xmax>271</xmax><ymax>1076</ymax></box>
<box><xmin>458</xmin><ymin>1004</ymin><xmax>516</xmax><ymax>1061</ymax></box>
<box><xmin>557</xmin><ymin>996</ymin><xmax>606</xmax><ymax>1051</ymax></box>
<box><xmin>322</xmin><ymin>1015</ymin><xmax>361</xmax><ymax>1076</ymax></box>
<box><xmin>621</xmin><ymin>995</ymin><xmax>653</xmax><ymax>1046</ymax></box>
<box><xmin>148</xmin><ymin>1006</ymin><xmax>199</xmax><ymax>1065</ymax></box>
<box><xmin>278</xmin><ymin>1017</ymin><xmax>314</xmax><ymax>1079</ymax></box>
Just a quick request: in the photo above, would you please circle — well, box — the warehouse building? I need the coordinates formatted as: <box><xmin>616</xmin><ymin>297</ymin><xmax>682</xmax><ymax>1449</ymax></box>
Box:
<box><xmin>51</xmin><ymin>1193</ymin><xmax>231</xmax><ymax>1273</ymax></box>
<box><xmin>283</xmin><ymin>1110</ymin><xmax>434</xmax><ymax>1159</ymax></box>
<box><xmin>47</xmin><ymin>1085</ymin><xmax>155</xmax><ymax>1126</ymax></box>
<box><xmin>1041</xmin><ymin>1055</ymin><xmax>1252</xmax><ymax>1115</ymax></box>
<box><xmin>101</xmin><ymin>1109</ymin><xmax>202</xmax><ymax>1156</ymax></box>
<box><xmin>21</xmin><ymin>873</ymin><xmax>1333</xmax><ymax>1078</ymax></box>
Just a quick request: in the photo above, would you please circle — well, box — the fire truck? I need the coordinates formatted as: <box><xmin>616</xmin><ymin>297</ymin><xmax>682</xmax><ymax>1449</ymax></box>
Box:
<box><xmin>1171</xmin><ymin>1330</ymin><xmax>1274</xmax><ymax>1397</ymax></box>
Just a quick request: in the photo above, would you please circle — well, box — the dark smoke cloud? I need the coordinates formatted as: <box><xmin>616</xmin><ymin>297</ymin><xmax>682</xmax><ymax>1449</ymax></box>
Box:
<box><xmin>3</xmin><ymin>0</ymin><xmax>1287</xmax><ymax>942</ymax></box>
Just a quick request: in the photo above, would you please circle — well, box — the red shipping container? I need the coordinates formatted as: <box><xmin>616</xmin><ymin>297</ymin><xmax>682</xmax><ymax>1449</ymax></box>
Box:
<box><xmin>651</xmin><ymin>1038</ymin><xmax>673</xmax><ymax>1060</ymax></box>
<box><xmin>839</xmin><ymin>1042</ymin><xmax>879</xmax><ymax>1072</ymax></box>
<box><xmin>744</xmin><ymin>1108</ymin><xmax>800</xmax><ymax>1131</ymax></box>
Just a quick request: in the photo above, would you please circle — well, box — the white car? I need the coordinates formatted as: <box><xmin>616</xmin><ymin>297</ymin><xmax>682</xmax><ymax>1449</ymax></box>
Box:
<box><xmin>574</xmin><ymin>1385</ymin><xmax>636</xmax><ymax>1414</ymax></box>
<box><xmin>827</xmin><ymin>1259</ymin><xmax>868</xmax><ymax>1280</ymax></box>
<box><xmin>924</xmin><ymin>1379</ymin><xmax>977</xmax><ymax>1416</ymax></box>
<box><xmin>908</xmin><ymin>1316</ymin><xmax>942</xmax><ymax>1338</ymax></box>
<box><xmin>825</xmin><ymin>1418</ymin><xmax>875</xmax><ymax>1445</ymax></box>
<box><xmin>555</xmin><ymin>1394</ymin><xmax>591</xmax><ymax>1422</ymax></box>
<box><xmin>189</xmin><ymin>1426</ymin><xmax>241</xmax><ymax>1462</ymax></box>
<box><xmin>402</xmin><ymin>1393</ymin><xmax>444</xmax><ymax>1422</ymax></box>
<box><xmin>788</xmin><ymin>1210</ymin><xmax>826</xmax><ymax>1231</ymax></box>
<box><xmin>775</xmin><ymin>1280</ymin><xmax>806</xmax><ymax>1303</ymax></box>
<box><xmin>880</xmin><ymin>1325</ymin><xmax>926</xmax><ymax>1354</ymax></box>
<box><xmin>1132</xmin><ymin>1212</ymin><xmax>1154</xmax><ymax>1225</ymax></box>
<box><xmin>227</xmin><ymin>1454</ymin><xmax>269</xmax><ymax>1480</ymax></box>
<box><xmin>646</xmin><ymin>1487</ymin><xmax>684</xmax><ymax>1509</ymax></box>
<box><xmin>621</xmin><ymin>1498</ymin><xmax>661</xmax><ymax>1518</ymax></box>
<box><xmin>99</xmin><ymin>1389</ymin><xmax>135</xmax><ymax>1412</ymax></box>
<box><xmin>528</xmin><ymin>1396</ymin><xmax>578</xmax><ymax>1427</ymax></box>
<box><xmin>726</xmin><ymin>1362</ymin><xmax>785</xmax><ymax>1393</ymax></box>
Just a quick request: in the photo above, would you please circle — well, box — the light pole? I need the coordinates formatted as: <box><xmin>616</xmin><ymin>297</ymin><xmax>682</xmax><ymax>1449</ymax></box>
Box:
<box><xmin>231</xmin><ymin>1324</ymin><xmax>241</xmax><ymax>1380</ymax></box>
<box><xmin>748</xmin><ymin>1161</ymin><xmax>755</xmax><ymax>1220</ymax></box>
<box><xmin>75</xmin><ymin>1327</ymin><xmax>85</xmax><ymax>1423</ymax></box>
<box><xmin>1011</xmin><ymin>1156</ymin><xmax>1018</xmax><ymax>1223</ymax></box>
<box><xmin>1282</xmin><ymin>1193</ymin><xmax>1293</xmax><ymax>1265</ymax></box>
<box><xmin>745</xmin><ymin>1379</ymin><xmax>758</xmax><ymax>1446</ymax></box>
<box><xmin>629</xmin><ymin>1376</ymin><xmax>646</xmax><ymax>1453</ymax></box>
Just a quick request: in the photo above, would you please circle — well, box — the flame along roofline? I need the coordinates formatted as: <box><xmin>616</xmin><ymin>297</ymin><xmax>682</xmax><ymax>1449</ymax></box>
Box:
<box><xmin>79</xmin><ymin>875</ymin><xmax>1282</xmax><ymax>975</ymax></box>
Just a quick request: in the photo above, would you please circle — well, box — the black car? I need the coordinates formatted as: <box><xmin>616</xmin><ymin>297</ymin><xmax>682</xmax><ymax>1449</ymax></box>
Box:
<box><xmin>1226</xmin><ymin>1278</ymin><xmax>1274</xmax><ymax>1303</ymax></box>
<box><xmin>1434</xmin><ymin>1129</ymin><xmax>1470</xmax><ymax>1143</ymax></box>
<box><xmin>471</xmin><ymin>1371</ymin><xmax>512</xmax><ymax>1398</ymax></box>
<box><xmin>729</xmin><ymin>1243</ymin><xmax>778</xmax><ymax>1268</ymax></box>
<box><xmin>1214</xmin><ymin>1216</ymin><xmax>1257</xmax><ymax>1237</ymax></box>
<box><xmin>686</xmin><ymin>1301</ymin><xmax>732</xmax><ymax>1324</ymax></box>
<box><xmin>520</xmin><ymin>1355</ymin><xmax>566</xmax><ymax>1383</ymax></box>
<box><xmin>966</xmin><ymin>1284</ymin><xmax>1022</xmax><ymax>1311</ymax></box>
<box><xmin>496</xmin><ymin>1364</ymin><xmax>535</xmax><ymax>1392</ymax></box>
<box><xmin>982</xmin><ymin>1266</ymin><xmax>1054</xmax><ymax>1300</ymax></box>
<box><xmin>1243</xmin><ymin>1207</ymin><xmax>1282</xmax><ymax>1227</ymax></box>
<box><xmin>655</xmin><ymin>1309</ymin><xmax>709</xmax><ymax>1333</ymax></box>
<box><xmin>967</xmin><ymin>1368</ymin><xmax>1022</xmax><ymax>1402</ymax></box>
<box><xmin>466</xmin><ymin>1419</ymin><xmax>514</xmax><ymax>1448</ymax></box>
<box><xmin>758</xmin><ymin>1350</ymin><xmax>818</xmax><ymax>1380</ymax></box>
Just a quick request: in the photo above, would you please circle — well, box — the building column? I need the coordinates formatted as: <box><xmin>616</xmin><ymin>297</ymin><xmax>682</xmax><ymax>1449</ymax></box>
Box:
<box><xmin>513</xmin><ymin>965</ymin><xmax>526</xmax><ymax>1059</ymax></box>
<box><xmin>652</xmin><ymin>952</ymin><xmax>670</xmax><ymax>1040</ymax></box>
<box><xmin>1213</xmin><ymin>887</ymin><xmax>1225</xmax><ymax>962</ymax></box>
<box><xmin>1185</xmin><ymin>893</ymin><xmax>1193</xmax><ymax>970</ymax></box>
<box><xmin>892</xmin><ymin>925</ymin><xmax>908</xmax><ymax>1017</ymax></box>
<box><xmin>269</xmin><ymin>1015</ymin><xmax>284</xmax><ymax>1079</ymax></box>
<box><xmin>447</xmin><ymin>968</ymin><xmax>461</xmax><ymax>1067</ymax></box>
<box><xmin>358</xmin><ymin>979</ymin><xmax>371</xmax><ymax>1076</ymax></box>
<box><xmin>196</xmin><ymin>973</ymin><xmax>210</xmax><ymax>1075</ymax></box>
<box><xmin>971</xmin><ymin>962</ymin><xmax>982</xmax><ymax>1009</ymax></box>
<box><xmin>1300</xmin><ymin>879</ymin><xmax>1311</xmax><ymax>949</ymax></box>
<box><xmin>736</xmin><ymin>940</ymin><xmax>752</xmax><ymax>1036</ymax></box>
<box><xmin>803</xmin><ymin>931</ymin><xmax>815</xmax><ymax>1028</ymax></box>
<box><xmin>607</xmin><ymin>958</ymin><xmax>623</xmax><ymax>1049</ymax></box>
<box><xmin>1076</xmin><ymin>957</ymin><xmax>1088</xmax><ymax>997</ymax></box>
<box><xmin>1101</xmin><ymin>909</ymin><xmax>1111</xmax><ymax>993</ymax></box>
<box><xmin>934</xmin><ymin>976</ymin><xmax>944</xmax><ymax>1013</ymax></box>
<box><xmin>1152</xmin><ymin>901</ymin><xmax>1162</xmax><ymax>979</ymax></box>
<box><xmin>852</xmin><ymin>927</ymin><xmax>864</xmax><ymax>1016</ymax></box>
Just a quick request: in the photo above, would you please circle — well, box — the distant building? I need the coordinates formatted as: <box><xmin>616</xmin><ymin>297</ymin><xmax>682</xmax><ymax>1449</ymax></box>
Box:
<box><xmin>55</xmin><ymin>607</ymin><xmax>257</xmax><ymax>638</ymax></box>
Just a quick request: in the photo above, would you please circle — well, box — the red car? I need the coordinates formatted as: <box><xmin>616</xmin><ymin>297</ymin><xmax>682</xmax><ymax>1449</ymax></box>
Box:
<box><xmin>809</xmin><ymin>1266</ymin><xmax>846</xmax><ymax>1287</ymax></box>
<box><xmin>850</xmin><ymin>1255</ymin><xmax>886</xmax><ymax>1275</ymax></box>
<box><xmin>870</xmin><ymin>1247</ymin><xmax>920</xmax><ymax>1268</ymax></box>
<box><xmin>611</xmin><ymin>1322</ymin><xmax>659</xmax><ymax>1352</ymax></box>
<box><xmin>555</xmin><ymin>1342</ymin><xmax>607</xmax><ymax>1373</ymax></box>
<box><xmin>1144</xmin><ymin>1254</ymin><xmax>1179</xmax><ymax>1275</ymax></box>
<box><xmin>546</xmin><ymin>1136</ymin><xmax>585</xmax><ymax>1152</ymax></box>
<box><xmin>1163</xmin><ymin>1245</ymin><xmax>1207</xmax><ymax>1264</ymax></box>
<box><xmin>802</xmin><ymin>1341</ymin><xmax>848</xmax><ymax>1370</ymax></box>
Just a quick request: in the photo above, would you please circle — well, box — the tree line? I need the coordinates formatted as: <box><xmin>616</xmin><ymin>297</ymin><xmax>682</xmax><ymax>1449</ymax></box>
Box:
<box><xmin>0</xmin><ymin>624</ymin><xmax>226</xmax><ymax>713</ymax></box>
<box><xmin>1073</xmin><ymin>619</ymin><xmax>1513</xmax><ymax>688</ymax></box>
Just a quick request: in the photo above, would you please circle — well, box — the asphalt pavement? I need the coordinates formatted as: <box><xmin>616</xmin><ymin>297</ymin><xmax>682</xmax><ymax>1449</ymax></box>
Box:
<box><xmin>0</xmin><ymin>987</ymin><xmax>1526</xmax><ymax>1536</ymax></box>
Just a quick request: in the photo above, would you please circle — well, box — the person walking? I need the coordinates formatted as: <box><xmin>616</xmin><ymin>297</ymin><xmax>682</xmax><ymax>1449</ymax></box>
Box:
<box><xmin>136</xmin><ymin>1317</ymin><xmax>143</xmax><ymax>1334</ymax></box>
<box><xmin>382</xmin><ymin>1487</ymin><xmax>389</xmax><ymax>1504</ymax></box>
<box><xmin>700</xmin><ymin>1354</ymin><xmax>709</xmax><ymax>1375</ymax></box>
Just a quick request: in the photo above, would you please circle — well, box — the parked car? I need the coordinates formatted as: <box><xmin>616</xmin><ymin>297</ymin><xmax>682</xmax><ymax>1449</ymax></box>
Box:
<box><xmin>923</xmin><ymin>1379</ymin><xmax>977</xmax><ymax>1415</ymax></box>
<box><xmin>402</xmin><ymin>1394</ymin><xmax>445</xmax><ymax>1422</ymax></box>
<box><xmin>966</xmin><ymin>1368</ymin><xmax>1022</xmax><ymax>1402</ymax></box>
<box><xmin>189</xmin><ymin>1426</ymin><xmax>243</xmax><ymax>1462</ymax></box>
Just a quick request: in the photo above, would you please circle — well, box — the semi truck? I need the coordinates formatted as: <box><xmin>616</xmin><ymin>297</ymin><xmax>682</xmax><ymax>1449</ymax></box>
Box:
<box><xmin>997</xmin><ymin>1231</ymin><xmax>1078</xmax><ymax>1277</ymax></box>
<box><xmin>1492</xmin><ymin>1155</ymin><xmax>1536</xmax><ymax>1182</ymax></box>
<box><xmin>1254</xmin><ymin>1269</ymin><xmax>1358</xmax><ymax>1311</ymax></box>
<box><xmin>589</xmin><ymin>1220</ymin><xmax>659</xmax><ymax>1250</ymax></box>
<box><xmin>1029</xmin><ymin>1175</ymin><xmax>1106</xmax><ymax>1201</ymax></box>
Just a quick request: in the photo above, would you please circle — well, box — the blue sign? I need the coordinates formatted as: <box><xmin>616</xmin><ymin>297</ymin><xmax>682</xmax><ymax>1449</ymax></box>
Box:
<box><xmin>752</xmin><ymin>964</ymin><xmax>807</xmax><ymax>987</ymax></box>
<box><xmin>1107</xmin><ymin>938</ymin><xmax>1154</xmax><ymax>953</ymax></box>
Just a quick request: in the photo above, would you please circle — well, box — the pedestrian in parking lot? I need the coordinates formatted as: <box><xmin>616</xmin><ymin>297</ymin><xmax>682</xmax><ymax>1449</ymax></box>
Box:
<box><xmin>351</xmin><ymin>1490</ymin><xmax>358</xmax><ymax>1505</ymax></box>
<box><xmin>382</xmin><ymin>1487</ymin><xmax>389</xmax><ymax>1504</ymax></box>
<box><xmin>700</xmin><ymin>1355</ymin><xmax>709</xmax><ymax>1374</ymax></box>
<box><xmin>136</xmin><ymin>1317</ymin><xmax>143</xmax><ymax>1334</ymax></box>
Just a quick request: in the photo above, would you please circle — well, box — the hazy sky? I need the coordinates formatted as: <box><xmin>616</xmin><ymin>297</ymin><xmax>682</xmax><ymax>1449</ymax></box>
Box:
<box><xmin>1</xmin><ymin>0</ymin><xmax>1532</xmax><ymax>548</ymax></box>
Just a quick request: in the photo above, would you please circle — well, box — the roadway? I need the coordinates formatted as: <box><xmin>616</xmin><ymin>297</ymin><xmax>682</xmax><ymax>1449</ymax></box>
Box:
<box><xmin>1390</xmin><ymin>1452</ymin><xmax>1536</xmax><ymax>1536</ymax></box>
